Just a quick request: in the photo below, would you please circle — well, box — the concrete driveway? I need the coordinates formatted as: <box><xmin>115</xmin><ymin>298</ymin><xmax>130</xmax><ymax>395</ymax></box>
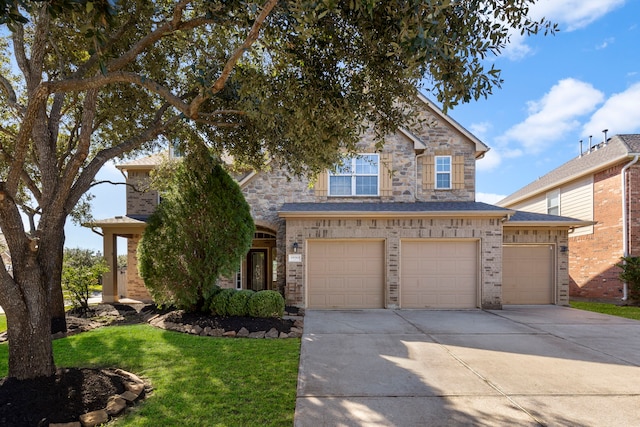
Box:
<box><xmin>294</xmin><ymin>306</ymin><xmax>640</xmax><ymax>426</ymax></box>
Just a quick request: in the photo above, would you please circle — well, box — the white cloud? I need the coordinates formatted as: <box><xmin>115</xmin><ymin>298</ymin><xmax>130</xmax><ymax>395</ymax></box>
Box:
<box><xmin>476</xmin><ymin>149</ymin><xmax>502</xmax><ymax>172</ymax></box>
<box><xmin>501</xmin><ymin>0</ymin><xmax>625</xmax><ymax>59</ymax></box>
<box><xmin>582</xmin><ymin>82</ymin><xmax>640</xmax><ymax>136</ymax></box>
<box><xmin>530</xmin><ymin>0</ymin><xmax>626</xmax><ymax>32</ymax></box>
<box><xmin>501</xmin><ymin>78</ymin><xmax>604</xmax><ymax>153</ymax></box>
<box><xmin>595</xmin><ymin>37</ymin><xmax>615</xmax><ymax>50</ymax></box>
<box><xmin>476</xmin><ymin>192</ymin><xmax>507</xmax><ymax>204</ymax></box>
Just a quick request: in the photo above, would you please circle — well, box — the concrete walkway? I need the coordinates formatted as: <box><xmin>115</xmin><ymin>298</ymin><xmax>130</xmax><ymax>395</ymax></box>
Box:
<box><xmin>295</xmin><ymin>306</ymin><xmax>640</xmax><ymax>426</ymax></box>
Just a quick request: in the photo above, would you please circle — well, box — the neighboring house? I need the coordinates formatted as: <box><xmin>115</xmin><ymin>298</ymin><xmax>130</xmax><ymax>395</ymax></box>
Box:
<box><xmin>90</xmin><ymin>93</ymin><xmax>588</xmax><ymax>309</ymax></box>
<box><xmin>498</xmin><ymin>134</ymin><xmax>640</xmax><ymax>300</ymax></box>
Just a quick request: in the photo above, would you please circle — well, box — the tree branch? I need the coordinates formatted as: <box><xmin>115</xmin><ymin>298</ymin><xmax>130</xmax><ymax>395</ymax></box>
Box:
<box><xmin>0</xmin><ymin>75</ymin><xmax>24</xmax><ymax>116</ymax></box>
<box><xmin>189</xmin><ymin>0</ymin><xmax>279</xmax><ymax>117</ymax></box>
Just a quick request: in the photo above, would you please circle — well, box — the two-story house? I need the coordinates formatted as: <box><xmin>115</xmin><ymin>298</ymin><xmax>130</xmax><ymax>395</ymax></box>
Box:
<box><xmin>91</xmin><ymin>94</ymin><xmax>589</xmax><ymax>309</ymax></box>
<box><xmin>498</xmin><ymin>134</ymin><xmax>640</xmax><ymax>301</ymax></box>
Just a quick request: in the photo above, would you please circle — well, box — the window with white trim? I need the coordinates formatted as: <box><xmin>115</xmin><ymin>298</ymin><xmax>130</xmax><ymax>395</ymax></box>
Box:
<box><xmin>547</xmin><ymin>190</ymin><xmax>560</xmax><ymax>215</ymax></box>
<box><xmin>329</xmin><ymin>154</ymin><xmax>379</xmax><ymax>196</ymax></box>
<box><xmin>435</xmin><ymin>156</ymin><xmax>451</xmax><ymax>189</ymax></box>
<box><xmin>235</xmin><ymin>266</ymin><xmax>242</xmax><ymax>290</ymax></box>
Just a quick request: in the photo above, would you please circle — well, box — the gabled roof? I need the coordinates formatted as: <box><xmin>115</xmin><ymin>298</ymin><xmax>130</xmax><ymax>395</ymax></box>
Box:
<box><xmin>504</xmin><ymin>211</ymin><xmax>593</xmax><ymax>228</ymax></box>
<box><xmin>498</xmin><ymin>134</ymin><xmax>640</xmax><ymax>207</ymax></box>
<box><xmin>416</xmin><ymin>92</ymin><xmax>490</xmax><ymax>158</ymax></box>
<box><xmin>116</xmin><ymin>152</ymin><xmax>168</xmax><ymax>171</ymax></box>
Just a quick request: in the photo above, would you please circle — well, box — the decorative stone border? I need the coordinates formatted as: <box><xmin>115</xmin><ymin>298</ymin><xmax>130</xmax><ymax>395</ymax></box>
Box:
<box><xmin>147</xmin><ymin>312</ymin><xmax>304</xmax><ymax>338</ymax></box>
<box><xmin>49</xmin><ymin>369</ymin><xmax>148</xmax><ymax>427</ymax></box>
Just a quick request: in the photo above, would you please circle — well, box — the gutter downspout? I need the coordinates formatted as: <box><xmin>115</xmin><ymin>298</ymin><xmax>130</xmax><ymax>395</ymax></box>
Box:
<box><xmin>621</xmin><ymin>154</ymin><xmax>640</xmax><ymax>300</ymax></box>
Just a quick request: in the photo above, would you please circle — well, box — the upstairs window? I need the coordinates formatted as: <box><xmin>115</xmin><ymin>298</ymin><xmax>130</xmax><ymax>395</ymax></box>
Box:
<box><xmin>329</xmin><ymin>154</ymin><xmax>379</xmax><ymax>196</ymax></box>
<box><xmin>435</xmin><ymin>156</ymin><xmax>451</xmax><ymax>189</ymax></box>
<box><xmin>547</xmin><ymin>190</ymin><xmax>560</xmax><ymax>215</ymax></box>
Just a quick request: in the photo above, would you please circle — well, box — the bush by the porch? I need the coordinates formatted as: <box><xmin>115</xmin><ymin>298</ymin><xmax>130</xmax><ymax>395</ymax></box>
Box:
<box><xmin>249</xmin><ymin>290</ymin><xmax>285</xmax><ymax>319</ymax></box>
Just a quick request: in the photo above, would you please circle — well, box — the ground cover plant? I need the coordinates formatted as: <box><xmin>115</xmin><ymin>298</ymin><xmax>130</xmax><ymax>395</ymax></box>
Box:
<box><xmin>570</xmin><ymin>301</ymin><xmax>640</xmax><ymax>321</ymax></box>
<box><xmin>0</xmin><ymin>323</ymin><xmax>300</xmax><ymax>426</ymax></box>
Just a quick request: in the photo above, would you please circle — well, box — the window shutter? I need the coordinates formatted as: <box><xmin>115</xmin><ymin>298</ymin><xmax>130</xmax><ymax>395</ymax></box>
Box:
<box><xmin>314</xmin><ymin>170</ymin><xmax>328</xmax><ymax>196</ymax></box>
<box><xmin>422</xmin><ymin>155</ymin><xmax>434</xmax><ymax>190</ymax></box>
<box><xmin>452</xmin><ymin>156</ymin><xmax>465</xmax><ymax>189</ymax></box>
<box><xmin>380</xmin><ymin>153</ymin><xmax>393</xmax><ymax>197</ymax></box>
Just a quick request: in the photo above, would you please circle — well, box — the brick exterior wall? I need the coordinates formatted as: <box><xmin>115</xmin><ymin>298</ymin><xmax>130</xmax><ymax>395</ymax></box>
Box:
<box><xmin>503</xmin><ymin>228</ymin><xmax>570</xmax><ymax>305</ymax></box>
<box><xmin>569</xmin><ymin>164</ymin><xmax>625</xmax><ymax>298</ymax></box>
<box><xmin>126</xmin><ymin>170</ymin><xmax>157</xmax><ymax>215</ymax></box>
<box><xmin>284</xmin><ymin>217</ymin><xmax>504</xmax><ymax>309</ymax></box>
<box><xmin>125</xmin><ymin>235</ymin><xmax>151</xmax><ymax>301</ymax></box>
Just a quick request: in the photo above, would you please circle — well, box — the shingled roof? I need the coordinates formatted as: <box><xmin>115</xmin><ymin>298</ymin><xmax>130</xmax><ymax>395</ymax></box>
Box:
<box><xmin>498</xmin><ymin>134</ymin><xmax>640</xmax><ymax>206</ymax></box>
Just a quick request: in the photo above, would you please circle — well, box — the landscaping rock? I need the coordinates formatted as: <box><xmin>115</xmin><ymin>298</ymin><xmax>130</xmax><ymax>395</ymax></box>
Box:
<box><xmin>237</xmin><ymin>327</ymin><xmax>250</xmax><ymax>337</ymax></box>
<box><xmin>106</xmin><ymin>396</ymin><xmax>127</xmax><ymax>416</ymax></box>
<box><xmin>79</xmin><ymin>409</ymin><xmax>108</xmax><ymax>427</ymax></box>
<box><xmin>265</xmin><ymin>328</ymin><xmax>279</xmax><ymax>338</ymax></box>
<box><xmin>50</xmin><ymin>423</ymin><xmax>81</xmax><ymax>427</ymax></box>
<box><xmin>222</xmin><ymin>330</ymin><xmax>236</xmax><ymax>337</ymax></box>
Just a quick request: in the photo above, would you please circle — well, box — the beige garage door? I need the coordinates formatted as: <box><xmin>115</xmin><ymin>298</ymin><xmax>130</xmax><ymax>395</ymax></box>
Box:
<box><xmin>401</xmin><ymin>240</ymin><xmax>478</xmax><ymax>308</ymax></box>
<box><xmin>307</xmin><ymin>240</ymin><xmax>385</xmax><ymax>309</ymax></box>
<box><xmin>503</xmin><ymin>245</ymin><xmax>554</xmax><ymax>304</ymax></box>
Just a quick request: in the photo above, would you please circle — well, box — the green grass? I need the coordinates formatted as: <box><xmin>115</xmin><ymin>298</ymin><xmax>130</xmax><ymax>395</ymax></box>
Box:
<box><xmin>570</xmin><ymin>301</ymin><xmax>640</xmax><ymax>321</ymax></box>
<box><xmin>0</xmin><ymin>314</ymin><xmax>5</xmax><ymax>333</ymax></box>
<box><xmin>0</xmin><ymin>324</ymin><xmax>300</xmax><ymax>426</ymax></box>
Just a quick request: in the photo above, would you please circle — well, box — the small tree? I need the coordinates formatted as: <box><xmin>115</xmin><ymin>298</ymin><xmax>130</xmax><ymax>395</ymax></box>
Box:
<box><xmin>138</xmin><ymin>148</ymin><xmax>255</xmax><ymax>310</ymax></box>
<box><xmin>62</xmin><ymin>248</ymin><xmax>109</xmax><ymax>311</ymax></box>
<box><xmin>617</xmin><ymin>256</ymin><xmax>640</xmax><ymax>302</ymax></box>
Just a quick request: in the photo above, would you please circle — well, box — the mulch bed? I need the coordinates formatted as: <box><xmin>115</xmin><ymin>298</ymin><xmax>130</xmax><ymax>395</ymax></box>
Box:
<box><xmin>0</xmin><ymin>303</ymin><xmax>299</xmax><ymax>426</ymax></box>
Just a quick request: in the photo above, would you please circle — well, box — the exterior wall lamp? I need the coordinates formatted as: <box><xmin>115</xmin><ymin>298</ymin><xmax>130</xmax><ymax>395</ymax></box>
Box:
<box><xmin>292</xmin><ymin>242</ymin><xmax>299</xmax><ymax>253</ymax></box>
<box><xmin>560</xmin><ymin>246</ymin><xmax>568</xmax><ymax>253</ymax></box>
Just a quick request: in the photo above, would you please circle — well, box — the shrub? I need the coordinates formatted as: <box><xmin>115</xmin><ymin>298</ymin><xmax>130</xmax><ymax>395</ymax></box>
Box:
<box><xmin>248</xmin><ymin>290</ymin><xmax>285</xmax><ymax>318</ymax></box>
<box><xmin>210</xmin><ymin>288</ymin><xmax>237</xmax><ymax>316</ymax></box>
<box><xmin>227</xmin><ymin>289</ymin><xmax>255</xmax><ymax>317</ymax></box>
<box><xmin>62</xmin><ymin>248</ymin><xmax>109</xmax><ymax>311</ymax></box>
<box><xmin>617</xmin><ymin>256</ymin><xmax>640</xmax><ymax>301</ymax></box>
<box><xmin>202</xmin><ymin>285</ymin><xmax>222</xmax><ymax>312</ymax></box>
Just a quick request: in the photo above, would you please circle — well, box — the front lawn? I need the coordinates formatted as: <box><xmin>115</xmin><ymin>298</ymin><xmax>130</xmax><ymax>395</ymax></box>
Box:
<box><xmin>0</xmin><ymin>315</ymin><xmax>5</xmax><ymax>333</ymax></box>
<box><xmin>570</xmin><ymin>301</ymin><xmax>640</xmax><ymax>321</ymax></box>
<box><xmin>0</xmin><ymin>324</ymin><xmax>300</xmax><ymax>426</ymax></box>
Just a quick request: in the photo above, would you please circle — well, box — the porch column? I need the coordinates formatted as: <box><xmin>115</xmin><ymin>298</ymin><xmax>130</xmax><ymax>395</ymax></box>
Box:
<box><xmin>102</xmin><ymin>230</ymin><xmax>119</xmax><ymax>303</ymax></box>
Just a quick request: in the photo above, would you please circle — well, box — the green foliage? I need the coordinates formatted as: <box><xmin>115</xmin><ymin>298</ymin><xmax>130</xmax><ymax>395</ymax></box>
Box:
<box><xmin>227</xmin><ymin>289</ymin><xmax>255</xmax><ymax>317</ymax></box>
<box><xmin>617</xmin><ymin>256</ymin><xmax>640</xmax><ymax>301</ymax></box>
<box><xmin>248</xmin><ymin>290</ymin><xmax>285</xmax><ymax>319</ymax></box>
<box><xmin>62</xmin><ymin>248</ymin><xmax>109</xmax><ymax>311</ymax></box>
<box><xmin>138</xmin><ymin>149</ymin><xmax>255</xmax><ymax>310</ymax></box>
<box><xmin>210</xmin><ymin>288</ymin><xmax>237</xmax><ymax>317</ymax></box>
<box><xmin>570</xmin><ymin>301</ymin><xmax>640</xmax><ymax>320</ymax></box>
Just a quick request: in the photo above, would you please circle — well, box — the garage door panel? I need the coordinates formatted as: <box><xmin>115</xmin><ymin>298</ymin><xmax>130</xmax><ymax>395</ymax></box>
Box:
<box><xmin>401</xmin><ymin>241</ymin><xmax>478</xmax><ymax>309</ymax></box>
<box><xmin>308</xmin><ymin>240</ymin><xmax>384</xmax><ymax>309</ymax></box>
<box><xmin>503</xmin><ymin>245</ymin><xmax>553</xmax><ymax>305</ymax></box>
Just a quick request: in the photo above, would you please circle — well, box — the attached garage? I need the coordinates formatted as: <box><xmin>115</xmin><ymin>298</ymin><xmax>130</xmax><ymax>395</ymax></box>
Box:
<box><xmin>400</xmin><ymin>240</ymin><xmax>478</xmax><ymax>308</ymax></box>
<box><xmin>502</xmin><ymin>245</ymin><xmax>554</xmax><ymax>304</ymax></box>
<box><xmin>307</xmin><ymin>240</ymin><xmax>385</xmax><ymax>309</ymax></box>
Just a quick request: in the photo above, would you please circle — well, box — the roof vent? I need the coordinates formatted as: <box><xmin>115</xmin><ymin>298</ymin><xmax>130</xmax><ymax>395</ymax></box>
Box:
<box><xmin>588</xmin><ymin>135</ymin><xmax>593</xmax><ymax>153</ymax></box>
<box><xmin>603</xmin><ymin>129</ymin><xmax>609</xmax><ymax>144</ymax></box>
<box><xmin>579</xmin><ymin>139</ymin><xmax>583</xmax><ymax>157</ymax></box>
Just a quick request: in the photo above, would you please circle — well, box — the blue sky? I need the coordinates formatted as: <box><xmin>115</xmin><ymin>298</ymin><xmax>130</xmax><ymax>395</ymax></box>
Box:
<box><xmin>65</xmin><ymin>0</ymin><xmax>640</xmax><ymax>253</ymax></box>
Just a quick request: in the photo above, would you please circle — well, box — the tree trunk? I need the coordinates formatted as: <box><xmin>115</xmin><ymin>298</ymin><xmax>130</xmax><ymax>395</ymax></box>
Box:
<box><xmin>3</xmin><ymin>268</ymin><xmax>55</xmax><ymax>380</ymax></box>
<box><xmin>43</xmin><ymin>224</ymin><xmax>67</xmax><ymax>334</ymax></box>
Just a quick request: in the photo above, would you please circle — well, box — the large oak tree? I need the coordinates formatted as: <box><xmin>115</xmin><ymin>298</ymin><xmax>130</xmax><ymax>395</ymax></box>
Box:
<box><xmin>0</xmin><ymin>0</ymin><xmax>553</xmax><ymax>380</ymax></box>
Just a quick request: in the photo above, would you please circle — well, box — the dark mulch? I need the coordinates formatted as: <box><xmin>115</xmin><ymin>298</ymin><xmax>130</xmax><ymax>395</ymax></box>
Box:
<box><xmin>0</xmin><ymin>367</ymin><xmax>128</xmax><ymax>427</ymax></box>
<box><xmin>0</xmin><ymin>304</ymin><xmax>299</xmax><ymax>426</ymax></box>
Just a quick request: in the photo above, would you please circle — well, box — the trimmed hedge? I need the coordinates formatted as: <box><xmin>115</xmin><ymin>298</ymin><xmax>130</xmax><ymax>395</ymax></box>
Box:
<box><xmin>210</xmin><ymin>288</ymin><xmax>236</xmax><ymax>316</ymax></box>
<box><xmin>248</xmin><ymin>290</ymin><xmax>285</xmax><ymax>319</ymax></box>
<box><xmin>227</xmin><ymin>289</ymin><xmax>255</xmax><ymax>317</ymax></box>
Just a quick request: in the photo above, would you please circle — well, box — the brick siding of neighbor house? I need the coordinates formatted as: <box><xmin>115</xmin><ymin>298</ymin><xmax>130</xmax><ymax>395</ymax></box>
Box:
<box><xmin>569</xmin><ymin>164</ymin><xmax>625</xmax><ymax>298</ymax></box>
<box><xmin>629</xmin><ymin>166</ymin><xmax>640</xmax><ymax>258</ymax></box>
<box><xmin>503</xmin><ymin>228</ymin><xmax>570</xmax><ymax>305</ymax></box>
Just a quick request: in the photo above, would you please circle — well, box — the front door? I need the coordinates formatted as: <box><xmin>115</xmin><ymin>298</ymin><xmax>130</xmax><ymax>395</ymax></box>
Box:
<box><xmin>247</xmin><ymin>249</ymin><xmax>268</xmax><ymax>291</ymax></box>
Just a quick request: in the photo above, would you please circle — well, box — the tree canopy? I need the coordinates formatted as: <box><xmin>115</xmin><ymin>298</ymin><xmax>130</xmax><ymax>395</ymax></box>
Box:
<box><xmin>0</xmin><ymin>0</ymin><xmax>554</xmax><ymax>380</ymax></box>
